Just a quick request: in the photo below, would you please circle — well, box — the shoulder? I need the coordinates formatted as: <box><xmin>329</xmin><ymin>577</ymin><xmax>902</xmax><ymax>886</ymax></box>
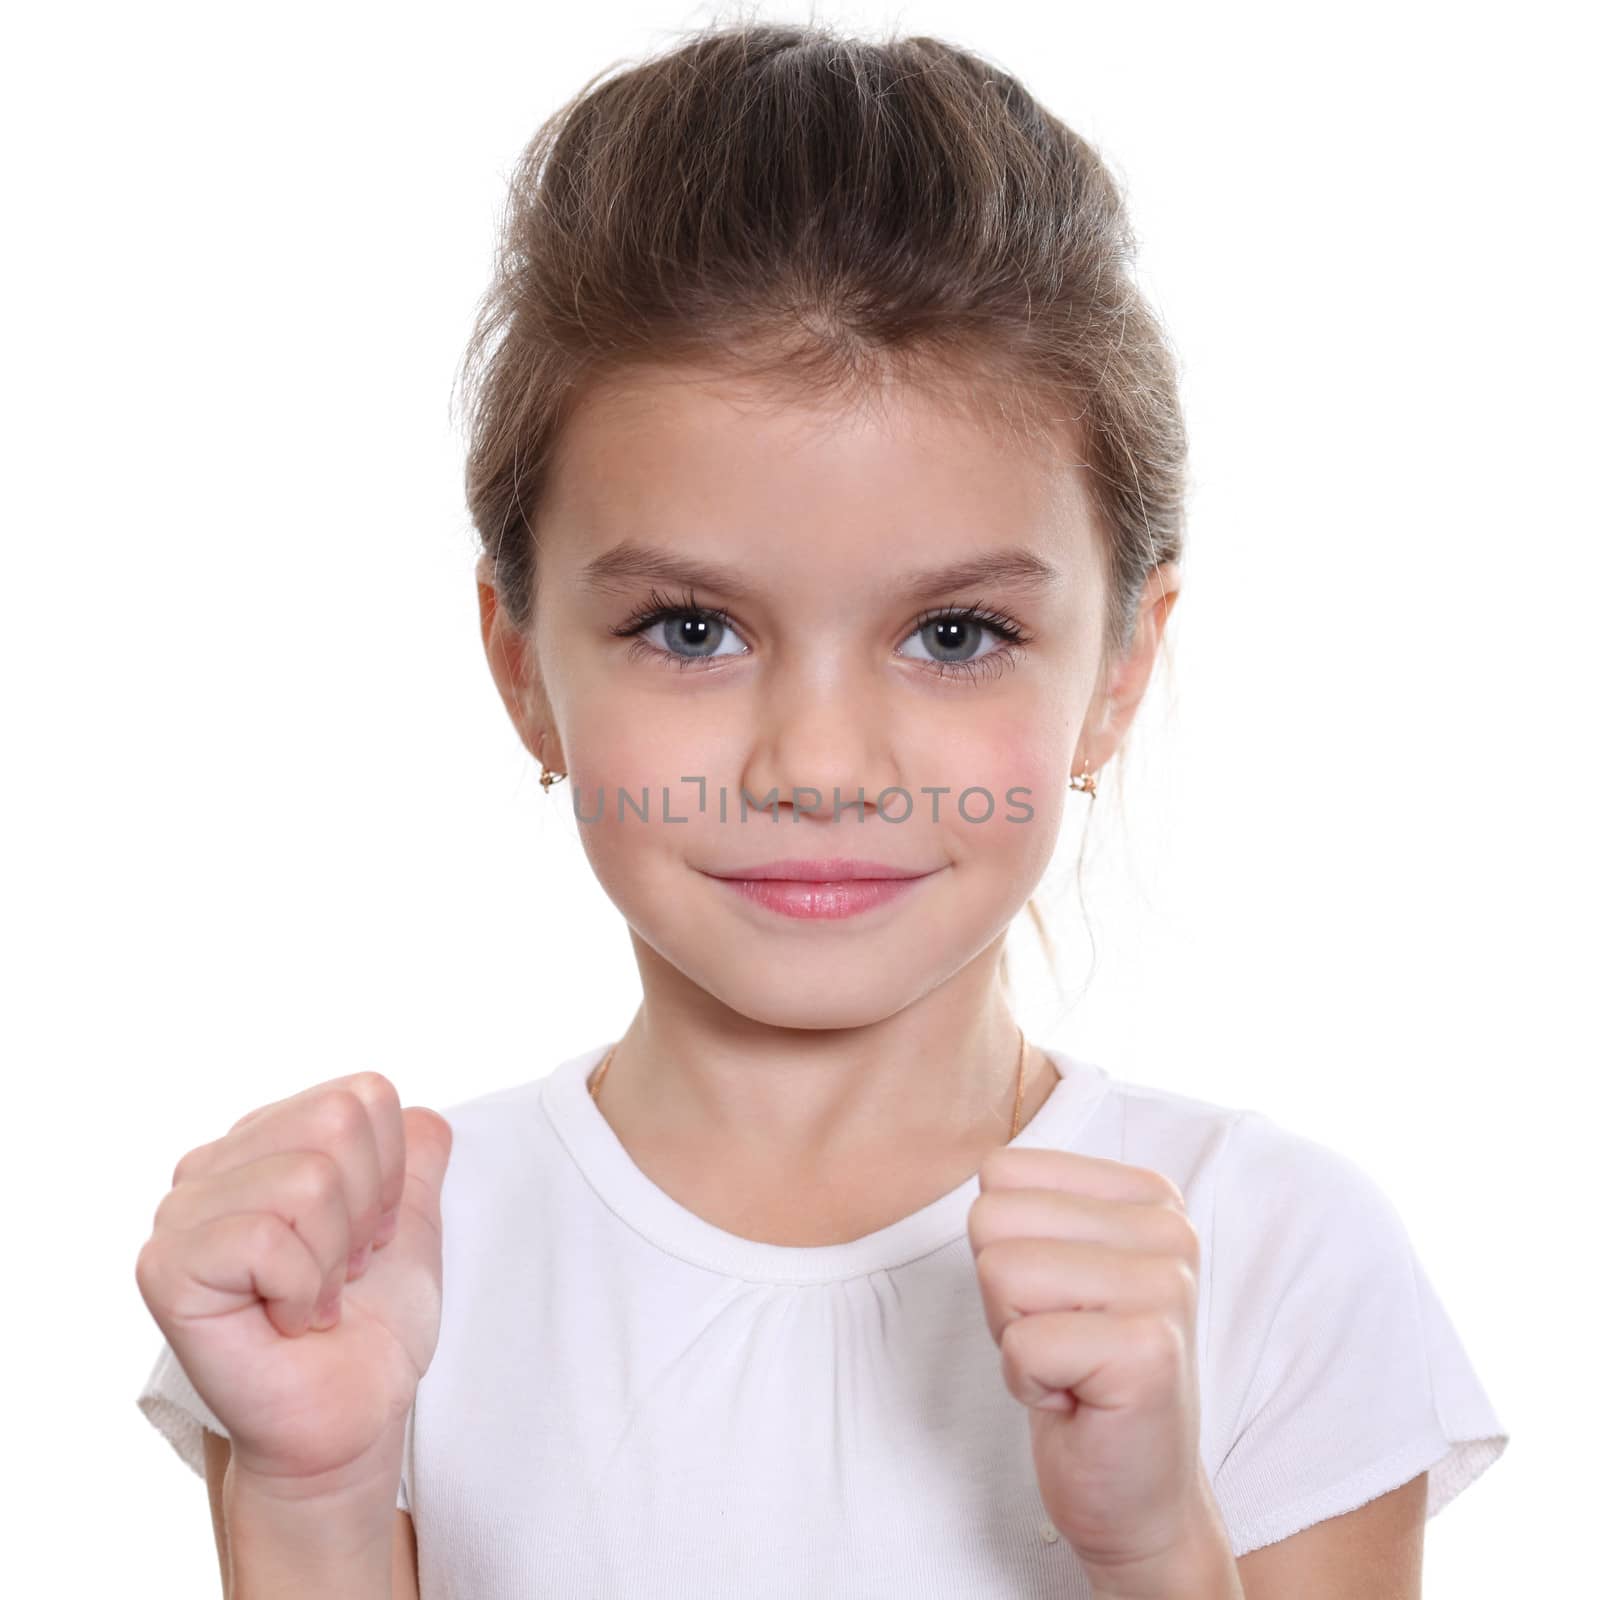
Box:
<box><xmin>1179</xmin><ymin>1099</ymin><xmax>1421</xmax><ymax>1350</ymax></box>
<box><xmin>1092</xmin><ymin>1065</ymin><xmax>1404</xmax><ymax>1245</ymax></box>
<box><xmin>426</xmin><ymin>1049</ymin><xmax>587</xmax><ymax>1150</ymax></box>
<box><xmin>421</xmin><ymin>1045</ymin><xmax>608</xmax><ymax>1210</ymax></box>
<box><xmin>1073</xmin><ymin>1061</ymin><xmax>1256</xmax><ymax>1198</ymax></box>
<box><xmin>1208</xmin><ymin>1106</ymin><xmax>1414</xmax><ymax>1269</ymax></box>
<box><xmin>432</xmin><ymin>1074</ymin><xmax>546</xmax><ymax>1136</ymax></box>
<box><xmin>1199</xmin><ymin>1105</ymin><xmax>1428</xmax><ymax>1440</ymax></box>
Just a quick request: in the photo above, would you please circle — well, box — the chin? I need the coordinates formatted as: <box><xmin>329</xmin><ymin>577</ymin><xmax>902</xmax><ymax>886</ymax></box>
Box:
<box><xmin>641</xmin><ymin>922</ymin><xmax>990</xmax><ymax>1029</ymax></box>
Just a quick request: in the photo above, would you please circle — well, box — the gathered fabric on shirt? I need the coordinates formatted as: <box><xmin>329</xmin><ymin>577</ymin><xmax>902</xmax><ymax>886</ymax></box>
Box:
<box><xmin>136</xmin><ymin>1040</ymin><xmax>1508</xmax><ymax>1596</ymax></box>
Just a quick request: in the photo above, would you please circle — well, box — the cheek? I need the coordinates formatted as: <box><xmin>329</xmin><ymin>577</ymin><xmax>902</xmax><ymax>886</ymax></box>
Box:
<box><xmin>559</xmin><ymin>689</ymin><xmax>732</xmax><ymax>900</ymax></box>
<box><xmin>564</xmin><ymin>691</ymin><xmax>687</xmax><ymax>785</ymax></box>
<box><xmin>932</xmin><ymin>718</ymin><xmax>1067</xmax><ymax>870</ymax></box>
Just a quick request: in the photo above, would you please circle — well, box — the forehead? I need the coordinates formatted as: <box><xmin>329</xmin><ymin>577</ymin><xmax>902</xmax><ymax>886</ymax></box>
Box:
<box><xmin>539</xmin><ymin>362</ymin><xmax>1104</xmax><ymax>598</ymax></box>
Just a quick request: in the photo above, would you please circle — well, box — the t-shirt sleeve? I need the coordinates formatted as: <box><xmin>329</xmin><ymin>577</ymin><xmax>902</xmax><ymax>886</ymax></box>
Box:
<box><xmin>1204</xmin><ymin>1111</ymin><xmax>1508</xmax><ymax>1559</ymax></box>
<box><xmin>134</xmin><ymin>1336</ymin><xmax>227</xmax><ymax>1480</ymax></box>
<box><xmin>135</xmin><ymin>1336</ymin><xmax>412</xmax><ymax>1512</ymax></box>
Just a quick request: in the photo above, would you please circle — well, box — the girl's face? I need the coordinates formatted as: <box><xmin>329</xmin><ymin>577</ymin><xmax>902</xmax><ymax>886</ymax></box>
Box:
<box><xmin>481</xmin><ymin>364</ymin><xmax>1173</xmax><ymax>1031</ymax></box>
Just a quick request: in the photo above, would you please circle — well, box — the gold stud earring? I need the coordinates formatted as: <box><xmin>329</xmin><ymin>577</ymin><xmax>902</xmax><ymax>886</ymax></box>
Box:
<box><xmin>1068</xmin><ymin>764</ymin><xmax>1097</xmax><ymax>797</ymax></box>
<box><xmin>535</xmin><ymin>733</ymin><xmax>567</xmax><ymax>793</ymax></box>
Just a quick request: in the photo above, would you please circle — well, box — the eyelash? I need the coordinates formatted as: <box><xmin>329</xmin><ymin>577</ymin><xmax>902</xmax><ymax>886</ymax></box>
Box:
<box><xmin>609</xmin><ymin>585</ymin><xmax>1031</xmax><ymax>684</ymax></box>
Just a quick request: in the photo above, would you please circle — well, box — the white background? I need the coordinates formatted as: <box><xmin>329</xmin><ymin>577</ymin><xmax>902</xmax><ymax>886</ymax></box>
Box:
<box><xmin>3</xmin><ymin>1</ymin><xmax>1591</xmax><ymax>1592</ymax></box>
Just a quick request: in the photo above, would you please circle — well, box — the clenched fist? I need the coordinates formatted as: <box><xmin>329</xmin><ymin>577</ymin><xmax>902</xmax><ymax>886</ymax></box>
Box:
<box><xmin>968</xmin><ymin>1145</ymin><xmax>1228</xmax><ymax>1584</ymax></box>
<box><xmin>134</xmin><ymin>1071</ymin><xmax>453</xmax><ymax>1503</ymax></box>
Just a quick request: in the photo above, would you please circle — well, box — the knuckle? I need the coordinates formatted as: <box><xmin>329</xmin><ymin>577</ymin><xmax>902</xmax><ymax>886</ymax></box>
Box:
<box><xmin>1129</xmin><ymin>1312</ymin><xmax>1167</xmax><ymax>1365</ymax></box>
<box><xmin>1142</xmin><ymin>1311</ymin><xmax>1186</xmax><ymax>1369</ymax></box>
<box><xmin>966</xmin><ymin>1191</ymin><xmax>997</xmax><ymax>1249</ymax></box>
<box><xmin>1163</xmin><ymin>1207</ymin><xmax>1202</xmax><ymax>1265</ymax></box>
<box><xmin>996</xmin><ymin>1313</ymin><xmax>1035</xmax><ymax>1396</ymax></box>
<box><xmin>973</xmin><ymin>1238</ymin><xmax>1016</xmax><ymax>1299</ymax></box>
<box><xmin>349</xmin><ymin>1069</ymin><xmax>397</xmax><ymax>1105</ymax></box>
<box><xmin>997</xmin><ymin>1309</ymin><xmax>1026</xmax><ymax>1363</ymax></box>
<box><xmin>244</xmin><ymin>1209</ymin><xmax>288</xmax><ymax>1260</ymax></box>
<box><xmin>170</xmin><ymin>1141</ymin><xmax>212</xmax><ymax>1189</ymax></box>
<box><xmin>1168</xmin><ymin>1255</ymin><xmax>1199</xmax><ymax>1312</ymax></box>
<box><xmin>972</xmin><ymin>1244</ymin><xmax>1000</xmax><ymax>1299</ymax></box>
<box><xmin>309</xmin><ymin>1088</ymin><xmax>367</xmax><ymax>1147</ymax></box>
<box><xmin>291</xmin><ymin>1148</ymin><xmax>345</xmax><ymax>1208</ymax></box>
<box><xmin>133</xmin><ymin>1239</ymin><xmax>167</xmax><ymax>1301</ymax></box>
<box><xmin>226</xmin><ymin>1105</ymin><xmax>264</xmax><ymax>1136</ymax></box>
<box><xmin>150</xmin><ymin>1186</ymin><xmax>183</xmax><ymax>1234</ymax></box>
<box><xmin>975</xmin><ymin>1150</ymin><xmax>1005</xmax><ymax>1190</ymax></box>
<box><xmin>978</xmin><ymin>1146</ymin><xmax>1027</xmax><ymax>1188</ymax></box>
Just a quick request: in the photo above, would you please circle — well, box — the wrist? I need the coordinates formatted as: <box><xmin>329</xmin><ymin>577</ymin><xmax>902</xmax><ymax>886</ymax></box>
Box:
<box><xmin>223</xmin><ymin>1464</ymin><xmax>395</xmax><ymax>1600</ymax></box>
<box><xmin>1081</xmin><ymin>1473</ymin><xmax>1243</xmax><ymax>1600</ymax></box>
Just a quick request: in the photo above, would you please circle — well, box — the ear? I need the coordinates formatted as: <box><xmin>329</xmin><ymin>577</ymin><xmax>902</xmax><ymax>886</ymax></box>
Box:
<box><xmin>1074</xmin><ymin>562</ymin><xmax>1181</xmax><ymax>776</ymax></box>
<box><xmin>475</xmin><ymin>553</ymin><xmax>560</xmax><ymax>767</ymax></box>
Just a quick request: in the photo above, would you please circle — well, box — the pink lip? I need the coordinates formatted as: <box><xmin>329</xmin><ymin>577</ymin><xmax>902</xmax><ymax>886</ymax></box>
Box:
<box><xmin>706</xmin><ymin>858</ymin><xmax>935</xmax><ymax>882</ymax></box>
<box><xmin>703</xmin><ymin>859</ymin><xmax>943</xmax><ymax>921</ymax></box>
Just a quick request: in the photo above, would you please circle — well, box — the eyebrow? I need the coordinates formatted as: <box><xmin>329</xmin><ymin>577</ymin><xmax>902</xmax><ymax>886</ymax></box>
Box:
<box><xmin>575</xmin><ymin>539</ymin><xmax>1063</xmax><ymax>605</ymax></box>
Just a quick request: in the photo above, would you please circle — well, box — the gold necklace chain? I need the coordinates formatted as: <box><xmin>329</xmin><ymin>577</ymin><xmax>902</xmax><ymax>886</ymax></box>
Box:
<box><xmin>587</xmin><ymin>1024</ymin><xmax>1031</xmax><ymax>1141</ymax></box>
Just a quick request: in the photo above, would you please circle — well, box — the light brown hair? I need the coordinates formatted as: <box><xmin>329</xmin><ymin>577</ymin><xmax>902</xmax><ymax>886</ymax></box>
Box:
<box><xmin>454</xmin><ymin>16</ymin><xmax>1188</xmax><ymax>1002</ymax></box>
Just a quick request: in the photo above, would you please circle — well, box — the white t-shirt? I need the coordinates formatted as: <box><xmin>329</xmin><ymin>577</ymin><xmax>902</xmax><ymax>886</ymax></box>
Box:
<box><xmin>136</xmin><ymin>1040</ymin><xmax>1508</xmax><ymax>1594</ymax></box>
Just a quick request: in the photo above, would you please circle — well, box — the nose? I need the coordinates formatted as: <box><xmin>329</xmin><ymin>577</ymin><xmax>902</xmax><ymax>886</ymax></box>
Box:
<box><xmin>739</xmin><ymin>662</ymin><xmax>901</xmax><ymax>824</ymax></box>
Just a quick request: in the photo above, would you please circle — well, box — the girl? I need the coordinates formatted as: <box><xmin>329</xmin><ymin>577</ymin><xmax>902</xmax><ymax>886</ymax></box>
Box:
<box><xmin>134</xmin><ymin>19</ymin><xmax>1508</xmax><ymax>1598</ymax></box>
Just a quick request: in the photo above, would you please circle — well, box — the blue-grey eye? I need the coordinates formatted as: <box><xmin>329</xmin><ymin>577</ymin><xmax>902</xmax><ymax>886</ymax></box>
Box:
<box><xmin>644</xmin><ymin>611</ymin><xmax>749</xmax><ymax>660</ymax></box>
<box><xmin>899</xmin><ymin>615</ymin><xmax>1005</xmax><ymax>666</ymax></box>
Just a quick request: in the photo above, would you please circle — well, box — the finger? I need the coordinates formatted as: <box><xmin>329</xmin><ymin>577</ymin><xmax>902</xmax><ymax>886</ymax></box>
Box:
<box><xmin>968</xmin><ymin>1188</ymin><xmax>1201</xmax><ymax>1276</ymax></box>
<box><xmin>340</xmin><ymin>1073</ymin><xmax>406</xmax><ymax>1218</ymax></box>
<box><xmin>222</xmin><ymin>1069</ymin><xmax>373</xmax><ymax>1136</ymax></box>
<box><xmin>389</xmin><ymin>1107</ymin><xmax>453</xmax><ymax>1247</ymax></box>
<box><xmin>173</xmin><ymin>1085</ymin><xmax>387</xmax><ymax>1253</ymax></box>
<box><xmin>998</xmin><ymin>1308</ymin><xmax>1189</xmax><ymax>1413</ymax></box>
<box><xmin>138</xmin><ymin>1206</ymin><xmax>332</xmax><ymax>1341</ymax></box>
<box><xmin>973</xmin><ymin>1236</ymin><xmax>1197</xmax><ymax>1345</ymax></box>
<box><xmin>213</xmin><ymin>1072</ymin><xmax>405</xmax><ymax>1217</ymax></box>
<box><xmin>977</xmin><ymin>1146</ymin><xmax>1185</xmax><ymax>1210</ymax></box>
<box><xmin>155</xmin><ymin>1149</ymin><xmax>358</xmax><ymax>1316</ymax></box>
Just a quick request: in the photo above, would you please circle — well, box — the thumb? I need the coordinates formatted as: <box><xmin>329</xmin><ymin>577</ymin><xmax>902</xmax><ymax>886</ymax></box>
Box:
<box><xmin>399</xmin><ymin>1105</ymin><xmax>454</xmax><ymax>1224</ymax></box>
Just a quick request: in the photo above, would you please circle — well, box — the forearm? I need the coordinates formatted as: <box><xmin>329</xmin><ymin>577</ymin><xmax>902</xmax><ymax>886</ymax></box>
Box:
<box><xmin>223</xmin><ymin>1466</ymin><xmax>393</xmax><ymax>1600</ymax></box>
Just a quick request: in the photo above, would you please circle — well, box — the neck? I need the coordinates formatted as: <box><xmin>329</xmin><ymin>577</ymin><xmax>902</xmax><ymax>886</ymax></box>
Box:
<box><xmin>593</xmin><ymin>936</ymin><xmax>1054</xmax><ymax>1170</ymax></box>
